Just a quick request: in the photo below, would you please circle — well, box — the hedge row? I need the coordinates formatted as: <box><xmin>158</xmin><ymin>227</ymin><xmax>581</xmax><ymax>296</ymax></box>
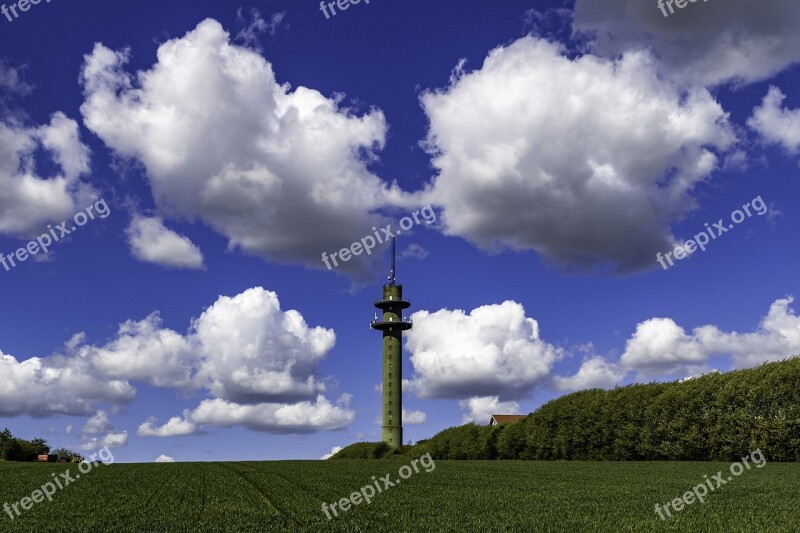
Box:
<box><xmin>334</xmin><ymin>357</ymin><xmax>800</xmax><ymax>462</ymax></box>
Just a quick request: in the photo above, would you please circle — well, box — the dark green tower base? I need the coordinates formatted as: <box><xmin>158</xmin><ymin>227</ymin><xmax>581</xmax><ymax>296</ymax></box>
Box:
<box><xmin>371</xmin><ymin>283</ymin><xmax>411</xmax><ymax>450</ymax></box>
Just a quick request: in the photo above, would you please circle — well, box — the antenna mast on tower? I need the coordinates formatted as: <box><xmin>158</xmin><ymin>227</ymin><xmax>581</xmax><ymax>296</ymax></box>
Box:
<box><xmin>388</xmin><ymin>236</ymin><xmax>396</xmax><ymax>286</ymax></box>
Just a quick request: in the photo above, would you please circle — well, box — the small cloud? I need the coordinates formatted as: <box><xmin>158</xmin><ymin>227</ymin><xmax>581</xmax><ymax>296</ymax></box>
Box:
<box><xmin>138</xmin><ymin>411</ymin><xmax>200</xmax><ymax>437</ymax></box>
<box><xmin>154</xmin><ymin>454</ymin><xmax>175</xmax><ymax>463</ymax></box>
<box><xmin>31</xmin><ymin>251</ymin><xmax>57</xmax><ymax>263</ymax></box>
<box><xmin>722</xmin><ymin>150</ymin><xmax>748</xmax><ymax>172</ymax></box>
<box><xmin>552</xmin><ymin>356</ymin><xmax>627</xmax><ymax>391</ymax></box>
<box><xmin>373</xmin><ymin>408</ymin><xmax>427</xmax><ymax>426</ymax></box>
<box><xmin>400</xmin><ymin>243</ymin><xmax>430</xmax><ymax>260</ymax></box>
<box><xmin>236</xmin><ymin>8</ymin><xmax>287</xmax><ymax>50</ymax></box>
<box><xmin>460</xmin><ymin>396</ymin><xmax>520</xmax><ymax>425</ymax></box>
<box><xmin>402</xmin><ymin>408</ymin><xmax>427</xmax><ymax>425</ymax></box>
<box><xmin>79</xmin><ymin>431</ymin><xmax>128</xmax><ymax>451</ymax></box>
<box><xmin>337</xmin><ymin>393</ymin><xmax>353</xmax><ymax>408</ymax></box>
<box><xmin>79</xmin><ymin>410</ymin><xmax>128</xmax><ymax>450</ymax></box>
<box><xmin>126</xmin><ymin>215</ymin><xmax>205</xmax><ymax>270</ymax></box>
<box><xmin>64</xmin><ymin>332</ymin><xmax>86</xmax><ymax>352</ymax></box>
<box><xmin>82</xmin><ymin>410</ymin><xmax>112</xmax><ymax>435</ymax></box>
<box><xmin>0</xmin><ymin>59</ymin><xmax>33</xmax><ymax>97</ymax></box>
<box><xmin>767</xmin><ymin>203</ymin><xmax>784</xmax><ymax>224</ymax></box>
<box><xmin>265</xmin><ymin>12</ymin><xmax>287</xmax><ymax>36</ymax></box>
<box><xmin>321</xmin><ymin>446</ymin><xmax>342</xmax><ymax>460</ymax></box>
<box><xmin>679</xmin><ymin>369</ymin><xmax>720</xmax><ymax>383</ymax></box>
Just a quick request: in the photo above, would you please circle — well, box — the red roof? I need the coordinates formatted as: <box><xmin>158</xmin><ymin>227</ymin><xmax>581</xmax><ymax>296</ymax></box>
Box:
<box><xmin>490</xmin><ymin>414</ymin><xmax>526</xmax><ymax>425</ymax></box>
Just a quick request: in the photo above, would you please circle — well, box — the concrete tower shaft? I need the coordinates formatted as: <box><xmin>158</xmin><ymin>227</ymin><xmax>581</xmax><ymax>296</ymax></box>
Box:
<box><xmin>370</xmin><ymin>238</ymin><xmax>411</xmax><ymax>449</ymax></box>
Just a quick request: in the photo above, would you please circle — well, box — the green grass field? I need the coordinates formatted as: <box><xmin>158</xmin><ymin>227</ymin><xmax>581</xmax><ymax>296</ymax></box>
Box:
<box><xmin>0</xmin><ymin>460</ymin><xmax>793</xmax><ymax>532</ymax></box>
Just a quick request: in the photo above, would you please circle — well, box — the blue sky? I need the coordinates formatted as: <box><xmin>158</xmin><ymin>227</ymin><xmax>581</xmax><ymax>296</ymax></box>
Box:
<box><xmin>1</xmin><ymin>0</ymin><xmax>799</xmax><ymax>462</ymax></box>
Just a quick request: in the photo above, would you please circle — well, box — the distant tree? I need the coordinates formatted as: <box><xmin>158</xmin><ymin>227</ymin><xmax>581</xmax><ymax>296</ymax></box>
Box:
<box><xmin>370</xmin><ymin>442</ymin><xmax>391</xmax><ymax>459</ymax></box>
<box><xmin>5</xmin><ymin>438</ymin><xmax>38</xmax><ymax>461</ymax></box>
<box><xmin>497</xmin><ymin>421</ymin><xmax>525</xmax><ymax>459</ymax></box>
<box><xmin>51</xmin><ymin>449</ymin><xmax>84</xmax><ymax>463</ymax></box>
<box><xmin>0</xmin><ymin>428</ymin><xmax>13</xmax><ymax>460</ymax></box>
<box><xmin>30</xmin><ymin>438</ymin><xmax>50</xmax><ymax>455</ymax></box>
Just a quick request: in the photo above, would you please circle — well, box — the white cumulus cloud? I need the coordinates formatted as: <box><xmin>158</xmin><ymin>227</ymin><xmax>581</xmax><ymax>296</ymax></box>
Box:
<box><xmin>407</xmin><ymin>301</ymin><xmax>560</xmax><ymax>400</ymax></box>
<box><xmin>1</xmin><ymin>286</ymin><xmax>353</xmax><ymax>435</ymax></box>
<box><xmin>185</xmin><ymin>395</ymin><xmax>354</xmax><ymax>434</ymax></box>
<box><xmin>420</xmin><ymin>37</ymin><xmax>734</xmax><ymax>273</ymax></box>
<box><xmin>620</xmin><ymin>297</ymin><xmax>800</xmax><ymax>376</ymax></box>
<box><xmin>459</xmin><ymin>396</ymin><xmax>520</xmax><ymax>425</ymax></box>
<box><xmin>402</xmin><ymin>408</ymin><xmax>427</xmax><ymax>425</ymax></box>
<box><xmin>552</xmin><ymin>356</ymin><xmax>627</xmax><ymax>391</ymax></box>
<box><xmin>138</xmin><ymin>411</ymin><xmax>200</xmax><ymax>437</ymax></box>
<box><xmin>80</xmin><ymin>18</ymin><xmax>400</xmax><ymax>276</ymax></box>
<box><xmin>321</xmin><ymin>446</ymin><xmax>343</xmax><ymax>460</ymax></box>
<box><xmin>126</xmin><ymin>215</ymin><xmax>205</xmax><ymax>270</ymax></box>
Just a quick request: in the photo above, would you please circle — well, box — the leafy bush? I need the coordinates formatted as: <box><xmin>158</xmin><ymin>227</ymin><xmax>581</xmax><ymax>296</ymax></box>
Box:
<box><xmin>328</xmin><ymin>442</ymin><xmax>394</xmax><ymax>460</ymax></box>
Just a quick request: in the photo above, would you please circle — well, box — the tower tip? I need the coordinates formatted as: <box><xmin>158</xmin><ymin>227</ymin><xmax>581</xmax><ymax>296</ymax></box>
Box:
<box><xmin>388</xmin><ymin>236</ymin><xmax>396</xmax><ymax>285</ymax></box>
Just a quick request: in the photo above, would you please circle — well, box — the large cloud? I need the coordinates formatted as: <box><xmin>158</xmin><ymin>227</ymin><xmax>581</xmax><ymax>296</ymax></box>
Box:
<box><xmin>572</xmin><ymin>0</ymin><xmax>800</xmax><ymax>87</ymax></box>
<box><xmin>80</xmin><ymin>19</ymin><xmax>399</xmax><ymax>275</ymax></box>
<box><xmin>620</xmin><ymin>297</ymin><xmax>800</xmax><ymax>375</ymax></box>
<box><xmin>420</xmin><ymin>37</ymin><xmax>734</xmax><ymax>273</ymax></box>
<box><xmin>407</xmin><ymin>301</ymin><xmax>560</xmax><ymax>401</ymax></box>
<box><xmin>3</xmin><ymin>287</ymin><xmax>353</xmax><ymax>434</ymax></box>
<box><xmin>191</xmin><ymin>287</ymin><xmax>335</xmax><ymax>404</ymax></box>
<box><xmin>185</xmin><ymin>396</ymin><xmax>353</xmax><ymax>434</ymax></box>
<box><xmin>140</xmin><ymin>394</ymin><xmax>354</xmax><ymax>435</ymax></box>
<box><xmin>76</xmin><ymin>287</ymin><xmax>335</xmax><ymax>404</ymax></box>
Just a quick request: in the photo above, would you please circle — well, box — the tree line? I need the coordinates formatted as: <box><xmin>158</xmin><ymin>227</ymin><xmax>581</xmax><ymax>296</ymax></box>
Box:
<box><xmin>0</xmin><ymin>428</ymin><xmax>84</xmax><ymax>463</ymax></box>
<box><xmin>332</xmin><ymin>357</ymin><xmax>800</xmax><ymax>462</ymax></box>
